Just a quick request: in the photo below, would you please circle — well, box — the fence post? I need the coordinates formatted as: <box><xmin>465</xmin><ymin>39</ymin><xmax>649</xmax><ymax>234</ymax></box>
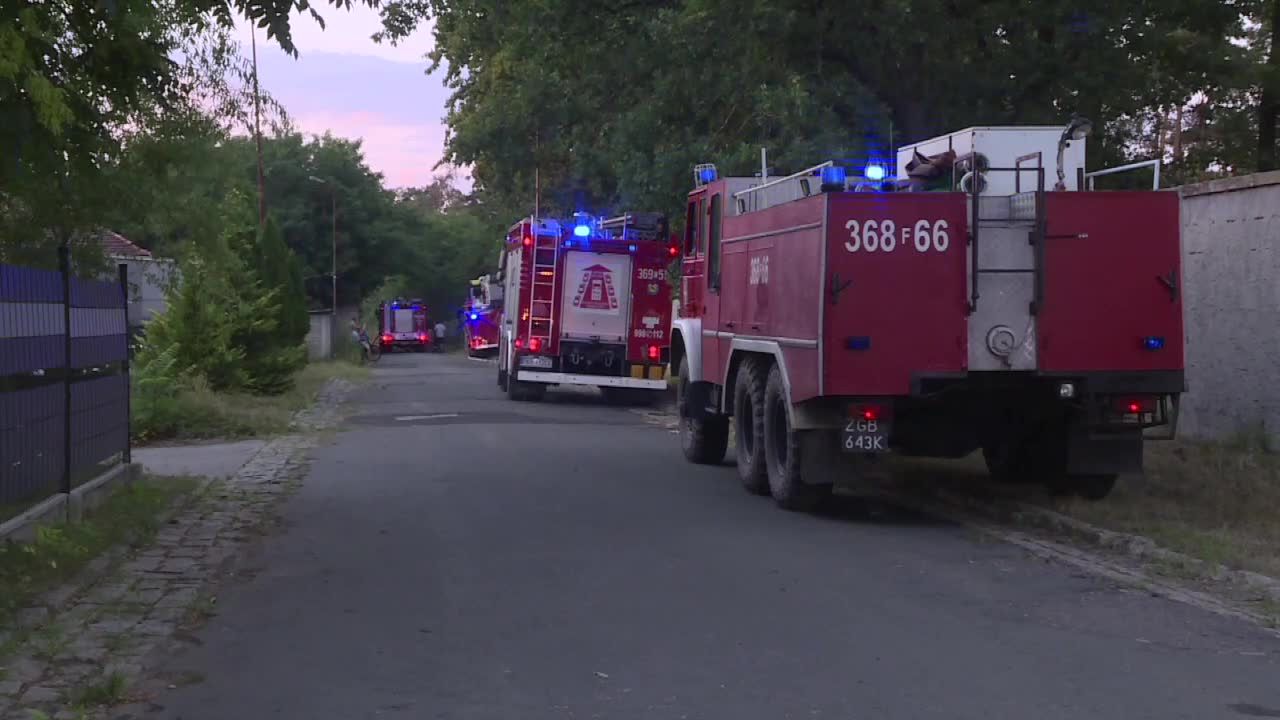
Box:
<box><xmin>118</xmin><ymin>262</ymin><xmax>132</xmax><ymax>466</ymax></box>
<box><xmin>59</xmin><ymin>243</ymin><xmax>73</xmax><ymax>495</ymax></box>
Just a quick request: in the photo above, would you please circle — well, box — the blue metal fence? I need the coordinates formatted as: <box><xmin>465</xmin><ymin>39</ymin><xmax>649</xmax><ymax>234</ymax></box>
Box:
<box><xmin>0</xmin><ymin>255</ymin><xmax>131</xmax><ymax>510</ymax></box>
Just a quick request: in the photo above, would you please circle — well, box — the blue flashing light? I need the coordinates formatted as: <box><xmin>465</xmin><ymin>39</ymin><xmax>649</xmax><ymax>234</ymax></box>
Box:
<box><xmin>573</xmin><ymin>224</ymin><xmax>591</xmax><ymax>238</ymax></box>
<box><xmin>698</xmin><ymin>166</ymin><xmax>717</xmax><ymax>183</ymax></box>
<box><xmin>846</xmin><ymin>336</ymin><xmax>871</xmax><ymax>351</ymax></box>
<box><xmin>1142</xmin><ymin>336</ymin><xmax>1166</xmax><ymax>351</ymax></box>
<box><xmin>564</xmin><ymin>239</ymin><xmax>574</xmax><ymax>248</ymax></box>
<box><xmin>820</xmin><ymin>165</ymin><xmax>847</xmax><ymax>187</ymax></box>
<box><xmin>628</xmin><ymin>244</ymin><xmax>637</xmax><ymax>253</ymax></box>
<box><xmin>469</xmin><ymin>312</ymin><xmax>479</xmax><ymax>321</ymax></box>
<box><xmin>864</xmin><ymin>164</ymin><xmax>887</xmax><ymax>181</ymax></box>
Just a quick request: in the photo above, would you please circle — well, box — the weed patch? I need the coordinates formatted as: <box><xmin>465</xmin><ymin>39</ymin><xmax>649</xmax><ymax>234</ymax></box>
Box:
<box><xmin>133</xmin><ymin>362</ymin><xmax>365</xmax><ymax>443</ymax></box>
<box><xmin>0</xmin><ymin>477</ymin><xmax>196</xmax><ymax>633</ymax></box>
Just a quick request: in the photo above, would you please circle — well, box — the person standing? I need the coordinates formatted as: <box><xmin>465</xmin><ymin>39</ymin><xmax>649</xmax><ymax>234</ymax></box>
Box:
<box><xmin>434</xmin><ymin>319</ymin><xmax>447</xmax><ymax>352</ymax></box>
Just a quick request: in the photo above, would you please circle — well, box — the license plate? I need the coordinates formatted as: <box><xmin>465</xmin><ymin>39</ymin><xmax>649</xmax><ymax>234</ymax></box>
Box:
<box><xmin>841</xmin><ymin>418</ymin><xmax>890</xmax><ymax>453</ymax></box>
<box><xmin>519</xmin><ymin>355</ymin><xmax>552</xmax><ymax>369</ymax></box>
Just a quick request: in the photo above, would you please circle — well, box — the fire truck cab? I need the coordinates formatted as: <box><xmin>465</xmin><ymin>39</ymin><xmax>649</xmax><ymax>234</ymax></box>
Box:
<box><xmin>497</xmin><ymin>212</ymin><xmax>677</xmax><ymax>402</ymax></box>
<box><xmin>463</xmin><ymin>270</ymin><xmax>503</xmax><ymax>357</ymax></box>
<box><xmin>672</xmin><ymin>122</ymin><xmax>1183</xmax><ymax>509</ymax></box>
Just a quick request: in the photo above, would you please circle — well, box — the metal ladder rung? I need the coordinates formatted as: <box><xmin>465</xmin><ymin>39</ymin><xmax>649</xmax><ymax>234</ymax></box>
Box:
<box><xmin>976</xmin><ymin>268</ymin><xmax>1035</xmax><ymax>274</ymax></box>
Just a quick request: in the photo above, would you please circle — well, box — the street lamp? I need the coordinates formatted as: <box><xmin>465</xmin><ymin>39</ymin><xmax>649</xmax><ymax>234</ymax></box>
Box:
<box><xmin>308</xmin><ymin>175</ymin><xmax>338</xmax><ymax>358</ymax></box>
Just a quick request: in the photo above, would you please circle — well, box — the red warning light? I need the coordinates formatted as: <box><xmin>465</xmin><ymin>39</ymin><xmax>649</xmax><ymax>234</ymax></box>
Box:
<box><xmin>647</xmin><ymin>344</ymin><xmax>660</xmax><ymax>361</ymax></box>
<box><xmin>529</xmin><ymin>337</ymin><xmax>543</xmax><ymax>352</ymax></box>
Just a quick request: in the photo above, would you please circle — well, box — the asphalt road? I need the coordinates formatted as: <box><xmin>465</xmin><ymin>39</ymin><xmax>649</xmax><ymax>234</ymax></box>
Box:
<box><xmin>148</xmin><ymin>352</ymin><xmax>1280</xmax><ymax>720</ymax></box>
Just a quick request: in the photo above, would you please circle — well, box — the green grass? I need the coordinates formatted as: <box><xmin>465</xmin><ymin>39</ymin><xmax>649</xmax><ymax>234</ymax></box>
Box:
<box><xmin>132</xmin><ymin>361</ymin><xmax>367</xmax><ymax>443</ymax></box>
<box><xmin>70</xmin><ymin>671</ymin><xmax>129</xmax><ymax>707</ymax></box>
<box><xmin>0</xmin><ymin>477</ymin><xmax>197</xmax><ymax>634</ymax></box>
<box><xmin>1060</xmin><ymin>439</ymin><xmax>1280</xmax><ymax>578</ymax></box>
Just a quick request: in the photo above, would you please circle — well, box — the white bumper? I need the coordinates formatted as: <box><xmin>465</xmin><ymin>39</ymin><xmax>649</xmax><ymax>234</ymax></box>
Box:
<box><xmin>517</xmin><ymin>371</ymin><xmax>667</xmax><ymax>390</ymax></box>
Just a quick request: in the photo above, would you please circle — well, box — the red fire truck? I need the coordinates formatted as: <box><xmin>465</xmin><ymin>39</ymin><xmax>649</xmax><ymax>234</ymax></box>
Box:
<box><xmin>378</xmin><ymin>298</ymin><xmax>432</xmax><ymax>352</ymax></box>
<box><xmin>497</xmin><ymin>212</ymin><xmax>676</xmax><ymax>402</ymax></box>
<box><xmin>463</xmin><ymin>272</ymin><xmax>502</xmax><ymax>357</ymax></box>
<box><xmin>672</xmin><ymin>122</ymin><xmax>1183</xmax><ymax>509</ymax></box>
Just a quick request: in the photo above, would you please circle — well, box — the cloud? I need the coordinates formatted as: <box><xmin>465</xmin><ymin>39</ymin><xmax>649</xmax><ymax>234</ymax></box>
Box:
<box><xmin>292</xmin><ymin>110</ymin><xmax>463</xmax><ymax>189</ymax></box>
<box><xmin>230</xmin><ymin>7</ymin><xmax>468</xmax><ymax>190</ymax></box>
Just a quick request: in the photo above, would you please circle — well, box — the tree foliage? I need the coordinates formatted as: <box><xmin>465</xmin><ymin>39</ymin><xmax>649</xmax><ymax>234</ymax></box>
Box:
<box><xmin>380</xmin><ymin>0</ymin><xmax>1273</xmax><ymax>217</ymax></box>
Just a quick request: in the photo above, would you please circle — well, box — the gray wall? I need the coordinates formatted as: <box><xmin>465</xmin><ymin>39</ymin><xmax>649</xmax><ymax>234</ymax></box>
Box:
<box><xmin>1178</xmin><ymin>171</ymin><xmax>1280</xmax><ymax>446</ymax></box>
<box><xmin>116</xmin><ymin>257</ymin><xmax>176</xmax><ymax>329</ymax></box>
<box><xmin>307</xmin><ymin>311</ymin><xmax>334</xmax><ymax>361</ymax></box>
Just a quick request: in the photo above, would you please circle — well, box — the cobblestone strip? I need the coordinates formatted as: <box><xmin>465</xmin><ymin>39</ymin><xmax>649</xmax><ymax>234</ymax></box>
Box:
<box><xmin>0</xmin><ymin>380</ymin><xmax>352</xmax><ymax>720</ymax></box>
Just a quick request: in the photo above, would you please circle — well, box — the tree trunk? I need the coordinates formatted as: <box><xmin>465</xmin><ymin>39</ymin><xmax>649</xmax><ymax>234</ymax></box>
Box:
<box><xmin>1259</xmin><ymin>0</ymin><xmax>1280</xmax><ymax>171</ymax></box>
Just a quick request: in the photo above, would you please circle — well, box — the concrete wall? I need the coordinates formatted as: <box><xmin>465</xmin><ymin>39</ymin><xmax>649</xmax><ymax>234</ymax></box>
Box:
<box><xmin>307</xmin><ymin>311</ymin><xmax>334</xmax><ymax>361</ymax></box>
<box><xmin>116</xmin><ymin>256</ymin><xmax>177</xmax><ymax>329</ymax></box>
<box><xmin>1178</xmin><ymin>171</ymin><xmax>1280</xmax><ymax>446</ymax></box>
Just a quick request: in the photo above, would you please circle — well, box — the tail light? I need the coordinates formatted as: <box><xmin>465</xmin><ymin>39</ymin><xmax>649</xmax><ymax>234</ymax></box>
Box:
<box><xmin>848</xmin><ymin>403</ymin><xmax>888</xmax><ymax>422</ymax></box>
<box><xmin>529</xmin><ymin>337</ymin><xmax>543</xmax><ymax>352</ymax></box>
<box><xmin>668</xmin><ymin>245</ymin><xmax>679</xmax><ymax>258</ymax></box>
<box><xmin>647</xmin><ymin>344</ymin><xmax>660</xmax><ymax>362</ymax></box>
<box><xmin>381</xmin><ymin>334</ymin><xmax>393</xmax><ymax>345</ymax></box>
<box><xmin>514</xmin><ymin>338</ymin><xmax>524</xmax><ymax>349</ymax></box>
<box><xmin>418</xmin><ymin>333</ymin><xmax>428</xmax><ymax>343</ymax></box>
<box><xmin>1114</xmin><ymin>396</ymin><xmax>1157</xmax><ymax>415</ymax></box>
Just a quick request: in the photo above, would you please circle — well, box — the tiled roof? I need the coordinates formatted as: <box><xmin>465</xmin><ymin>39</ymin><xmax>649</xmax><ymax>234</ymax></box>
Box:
<box><xmin>99</xmin><ymin>230</ymin><xmax>153</xmax><ymax>258</ymax></box>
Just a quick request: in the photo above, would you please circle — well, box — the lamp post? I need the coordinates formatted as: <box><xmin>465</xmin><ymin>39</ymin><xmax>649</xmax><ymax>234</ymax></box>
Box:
<box><xmin>308</xmin><ymin>175</ymin><xmax>338</xmax><ymax>358</ymax></box>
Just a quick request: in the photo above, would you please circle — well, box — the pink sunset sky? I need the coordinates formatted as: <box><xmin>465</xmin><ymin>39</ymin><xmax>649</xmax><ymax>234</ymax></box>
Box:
<box><xmin>232</xmin><ymin>6</ymin><xmax>469</xmax><ymax>190</ymax></box>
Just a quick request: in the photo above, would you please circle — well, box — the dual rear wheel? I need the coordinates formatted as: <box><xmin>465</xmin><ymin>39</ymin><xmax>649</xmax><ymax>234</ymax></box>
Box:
<box><xmin>680</xmin><ymin>356</ymin><xmax>828</xmax><ymax>511</ymax></box>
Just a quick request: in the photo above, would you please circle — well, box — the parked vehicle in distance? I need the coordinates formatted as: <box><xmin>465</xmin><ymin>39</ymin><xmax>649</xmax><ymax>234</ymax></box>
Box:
<box><xmin>463</xmin><ymin>271</ymin><xmax>502</xmax><ymax>357</ymax></box>
<box><xmin>379</xmin><ymin>299</ymin><xmax>433</xmax><ymax>353</ymax></box>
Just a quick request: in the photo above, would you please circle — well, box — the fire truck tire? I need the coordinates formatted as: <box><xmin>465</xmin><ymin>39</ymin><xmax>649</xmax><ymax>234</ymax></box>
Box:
<box><xmin>763</xmin><ymin>364</ymin><xmax>827</xmax><ymax>512</ymax></box>
<box><xmin>506</xmin><ymin>368</ymin><xmax>545</xmax><ymax>402</ymax></box>
<box><xmin>1070</xmin><ymin>474</ymin><xmax>1118</xmax><ymax>501</ymax></box>
<box><xmin>733</xmin><ymin>358</ymin><xmax>770</xmax><ymax>495</ymax></box>
<box><xmin>981</xmin><ymin>441</ymin><xmax>1033</xmax><ymax>485</ymax></box>
<box><xmin>676</xmin><ymin>357</ymin><xmax>728</xmax><ymax>465</ymax></box>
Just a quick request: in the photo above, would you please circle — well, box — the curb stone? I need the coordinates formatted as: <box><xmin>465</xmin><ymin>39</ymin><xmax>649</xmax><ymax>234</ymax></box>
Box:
<box><xmin>0</xmin><ymin>378</ymin><xmax>354</xmax><ymax>720</ymax></box>
<box><xmin>934</xmin><ymin>485</ymin><xmax>1280</xmax><ymax>606</ymax></box>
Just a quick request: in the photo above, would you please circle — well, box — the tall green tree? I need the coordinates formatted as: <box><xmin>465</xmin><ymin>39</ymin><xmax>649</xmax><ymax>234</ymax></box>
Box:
<box><xmin>1</xmin><ymin>0</ymin><xmax>365</xmax><ymax>258</ymax></box>
<box><xmin>379</xmin><ymin>0</ymin><xmax>1257</xmax><ymax>212</ymax></box>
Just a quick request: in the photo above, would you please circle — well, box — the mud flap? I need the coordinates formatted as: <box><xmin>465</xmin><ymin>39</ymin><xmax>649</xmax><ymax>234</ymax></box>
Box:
<box><xmin>683</xmin><ymin>380</ymin><xmax>717</xmax><ymax>420</ymax></box>
<box><xmin>799</xmin><ymin>431</ymin><xmax>893</xmax><ymax>488</ymax></box>
<box><xmin>1067</xmin><ymin>429</ymin><xmax>1143</xmax><ymax>475</ymax></box>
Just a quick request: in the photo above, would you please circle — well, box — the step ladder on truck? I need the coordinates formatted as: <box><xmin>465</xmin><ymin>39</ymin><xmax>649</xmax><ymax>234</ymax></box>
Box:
<box><xmin>497</xmin><ymin>212</ymin><xmax>678</xmax><ymax>403</ymax></box>
<box><xmin>671</xmin><ymin>119</ymin><xmax>1182</xmax><ymax>509</ymax></box>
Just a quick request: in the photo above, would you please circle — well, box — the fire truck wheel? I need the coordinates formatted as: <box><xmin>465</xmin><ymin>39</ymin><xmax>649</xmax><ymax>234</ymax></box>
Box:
<box><xmin>981</xmin><ymin>440</ymin><xmax>1032</xmax><ymax>485</ymax></box>
<box><xmin>676</xmin><ymin>357</ymin><xmax>728</xmax><ymax>465</ymax></box>
<box><xmin>1071</xmin><ymin>474</ymin><xmax>1118</xmax><ymax>501</ymax></box>
<box><xmin>763</xmin><ymin>364</ymin><xmax>827</xmax><ymax>512</ymax></box>
<box><xmin>733</xmin><ymin>358</ymin><xmax>770</xmax><ymax>495</ymax></box>
<box><xmin>506</xmin><ymin>368</ymin><xmax>545</xmax><ymax>402</ymax></box>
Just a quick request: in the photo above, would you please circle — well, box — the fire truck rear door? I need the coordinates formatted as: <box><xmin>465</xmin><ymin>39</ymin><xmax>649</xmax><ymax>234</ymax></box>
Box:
<box><xmin>560</xmin><ymin>251</ymin><xmax>634</xmax><ymax>343</ymax></box>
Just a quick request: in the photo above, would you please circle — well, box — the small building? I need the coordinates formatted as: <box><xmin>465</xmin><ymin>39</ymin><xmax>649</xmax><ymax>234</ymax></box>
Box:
<box><xmin>98</xmin><ymin>231</ymin><xmax>176</xmax><ymax>331</ymax></box>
